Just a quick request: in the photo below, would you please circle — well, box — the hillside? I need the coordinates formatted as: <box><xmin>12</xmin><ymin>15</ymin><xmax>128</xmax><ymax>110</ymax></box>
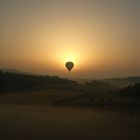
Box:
<box><xmin>0</xmin><ymin>70</ymin><xmax>77</xmax><ymax>92</ymax></box>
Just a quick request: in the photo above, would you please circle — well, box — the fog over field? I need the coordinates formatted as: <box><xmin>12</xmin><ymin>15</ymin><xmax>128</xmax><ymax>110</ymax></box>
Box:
<box><xmin>0</xmin><ymin>71</ymin><xmax>140</xmax><ymax>140</ymax></box>
<box><xmin>0</xmin><ymin>103</ymin><xmax>140</xmax><ymax>140</ymax></box>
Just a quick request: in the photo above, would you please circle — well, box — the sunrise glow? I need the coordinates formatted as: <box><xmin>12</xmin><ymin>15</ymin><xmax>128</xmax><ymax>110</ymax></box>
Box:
<box><xmin>0</xmin><ymin>0</ymin><xmax>140</xmax><ymax>78</ymax></box>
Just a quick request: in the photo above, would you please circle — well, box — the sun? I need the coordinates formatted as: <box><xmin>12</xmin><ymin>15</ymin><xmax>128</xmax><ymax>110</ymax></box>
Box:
<box><xmin>64</xmin><ymin>55</ymin><xmax>76</xmax><ymax>64</ymax></box>
<box><xmin>57</xmin><ymin>51</ymin><xmax>78</xmax><ymax>66</ymax></box>
<box><xmin>47</xmin><ymin>40</ymin><xmax>91</xmax><ymax>72</ymax></box>
<box><xmin>64</xmin><ymin>54</ymin><xmax>78</xmax><ymax>66</ymax></box>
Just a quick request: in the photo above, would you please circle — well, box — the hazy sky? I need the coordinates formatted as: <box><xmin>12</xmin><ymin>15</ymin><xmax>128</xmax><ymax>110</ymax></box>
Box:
<box><xmin>0</xmin><ymin>0</ymin><xmax>140</xmax><ymax>79</ymax></box>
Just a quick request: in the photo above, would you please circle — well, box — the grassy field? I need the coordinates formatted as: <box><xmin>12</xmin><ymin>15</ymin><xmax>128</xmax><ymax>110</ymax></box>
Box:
<box><xmin>0</xmin><ymin>90</ymin><xmax>140</xmax><ymax>140</ymax></box>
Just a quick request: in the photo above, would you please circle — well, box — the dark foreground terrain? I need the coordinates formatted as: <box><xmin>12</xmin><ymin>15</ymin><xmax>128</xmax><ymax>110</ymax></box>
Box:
<box><xmin>0</xmin><ymin>71</ymin><xmax>140</xmax><ymax>140</ymax></box>
<box><xmin>0</xmin><ymin>91</ymin><xmax>140</xmax><ymax>140</ymax></box>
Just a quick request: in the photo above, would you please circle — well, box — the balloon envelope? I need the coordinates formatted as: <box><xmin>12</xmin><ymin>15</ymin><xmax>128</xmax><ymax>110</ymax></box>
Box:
<box><xmin>65</xmin><ymin>62</ymin><xmax>74</xmax><ymax>71</ymax></box>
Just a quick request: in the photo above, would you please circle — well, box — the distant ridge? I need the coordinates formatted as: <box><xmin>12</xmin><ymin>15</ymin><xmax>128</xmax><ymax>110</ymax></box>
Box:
<box><xmin>101</xmin><ymin>77</ymin><xmax>140</xmax><ymax>88</ymax></box>
<box><xmin>0</xmin><ymin>69</ymin><xmax>37</xmax><ymax>75</ymax></box>
<box><xmin>1</xmin><ymin>69</ymin><xmax>140</xmax><ymax>88</ymax></box>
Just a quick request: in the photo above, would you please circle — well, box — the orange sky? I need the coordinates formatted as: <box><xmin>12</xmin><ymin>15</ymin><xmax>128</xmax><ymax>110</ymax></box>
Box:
<box><xmin>0</xmin><ymin>0</ymin><xmax>140</xmax><ymax>79</ymax></box>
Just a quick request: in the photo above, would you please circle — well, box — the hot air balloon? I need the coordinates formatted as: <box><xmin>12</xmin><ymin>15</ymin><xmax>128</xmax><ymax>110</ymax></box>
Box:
<box><xmin>65</xmin><ymin>61</ymin><xmax>74</xmax><ymax>72</ymax></box>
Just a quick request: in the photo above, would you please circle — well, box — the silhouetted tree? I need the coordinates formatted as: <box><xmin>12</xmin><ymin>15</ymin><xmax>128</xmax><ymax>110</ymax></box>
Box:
<box><xmin>119</xmin><ymin>83</ymin><xmax>140</xmax><ymax>102</ymax></box>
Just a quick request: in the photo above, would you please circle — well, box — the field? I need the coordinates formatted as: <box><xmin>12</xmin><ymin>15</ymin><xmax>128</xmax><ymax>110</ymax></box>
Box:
<box><xmin>0</xmin><ymin>90</ymin><xmax>140</xmax><ymax>140</ymax></box>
